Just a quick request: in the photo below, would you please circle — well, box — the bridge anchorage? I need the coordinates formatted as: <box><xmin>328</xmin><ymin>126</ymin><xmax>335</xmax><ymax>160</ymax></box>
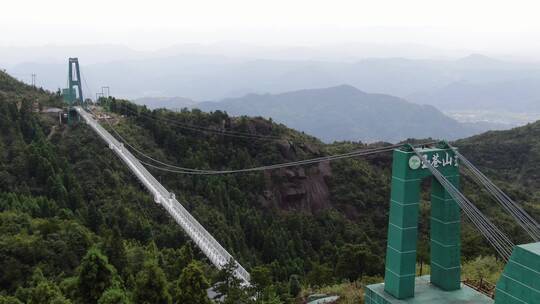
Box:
<box><xmin>365</xmin><ymin>143</ymin><xmax>540</xmax><ymax>304</ymax></box>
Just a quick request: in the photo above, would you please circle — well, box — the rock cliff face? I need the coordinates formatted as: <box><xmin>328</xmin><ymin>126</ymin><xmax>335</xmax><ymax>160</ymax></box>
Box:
<box><xmin>227</xmin><ymin>113</ymin><xmax>333</xmax><ymax>213</ymax></box>
<box><xmin>262</xmin><ymin>142</ymin><xmax>332</xmax><ymax>213</ymax></box>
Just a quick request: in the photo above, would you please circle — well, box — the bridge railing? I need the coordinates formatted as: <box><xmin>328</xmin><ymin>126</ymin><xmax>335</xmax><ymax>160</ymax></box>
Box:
<box><xmin>75</xmin><ymin>107</ymin><xmax>250</xmax><ymax>284</ymax></box>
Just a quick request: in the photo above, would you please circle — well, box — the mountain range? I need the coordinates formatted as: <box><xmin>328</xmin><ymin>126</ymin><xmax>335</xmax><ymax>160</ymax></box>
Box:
<box><xmin>5</xmin><ymin>51</ymin><xmax>540</xmax><ymax>115</ymax></box>
<box><xmin>195</xmin><ymin>85</ymin><xmax>501</xmax><ymax>143</ymax></box>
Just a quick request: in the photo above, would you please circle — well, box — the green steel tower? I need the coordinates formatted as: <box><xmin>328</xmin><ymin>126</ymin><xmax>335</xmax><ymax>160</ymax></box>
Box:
<box><xmin>383</xmin><ymin>144</ymin><xmax>461</xmax><ymax>298</ymax></box>
<box><xmin>365</xmin><ymin>143</ymin><xmax>540</xmax><ymax>304</ymax></box>
<box><xmin>365</xmin><ymin>143</ymin><xmax>497</xmax><ymax>303</ymax></box>
<box><xmin>62</xmin><ymin>58</ymin><xmax>83</xmax><ymax>124</ymax></box>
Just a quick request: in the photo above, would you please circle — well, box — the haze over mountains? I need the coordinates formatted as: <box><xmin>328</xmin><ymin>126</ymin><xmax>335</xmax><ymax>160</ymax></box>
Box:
<box><xmin>4</xmin><ymin>46</ymin><xmax>540</xmax><ymax>107</ymax></box>
<box><xmin>4</xmin><ymin>45</ymin><xmax>540</xmax><ymax>142</ymax></box>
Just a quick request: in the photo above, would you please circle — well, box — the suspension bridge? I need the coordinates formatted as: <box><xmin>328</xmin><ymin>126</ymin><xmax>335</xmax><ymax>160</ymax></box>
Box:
<box><xmin>63</xmin><ymin>58</ymin><xmax>540</xmax><ymax>303</ymax></box>
<box><xmin>75</xmin><ymin>106</ymin><xmax>251</xmax><ymax>284</ymax></box>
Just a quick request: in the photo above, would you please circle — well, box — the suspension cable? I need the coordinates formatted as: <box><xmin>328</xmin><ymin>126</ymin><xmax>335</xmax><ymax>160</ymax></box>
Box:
<box><xmin>412</xmin><ymin>147</ymin><xmax>514</xmax><ymax>261</ymax></box>
<box><xmin>88</xmin><ymin>107</ymin><xmax>419</xmax><ymax>174</ymax></box>
<box><xmin>452</xmin><ymin>148</ymin><xmax>540</xmax><ymax>241</ymax></box>
<box><xmin>80</xmin><ymin>70</ymin><xmax>93</xmax><ymax>103</ymax></box>
<box><xmin>111</xmin><ymin>119</ymin><xmax>399</xmax><ymax>173</ymax></box>
<box><xmin>137</xmin><ymin>146</ymin><xmax>398</xmax><ymax>175</ymax></box>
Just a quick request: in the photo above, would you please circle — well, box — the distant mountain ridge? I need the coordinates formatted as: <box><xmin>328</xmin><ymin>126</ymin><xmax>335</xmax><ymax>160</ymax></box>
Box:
<box><xmin>133</xmin><ymin>96</ymin><xmax>196</xmax><ymax>110</ymax></box>
<box><xmin>408</xmin><ymin>78</ymin><xmax>540</xmax><ymax>112</ymax></box>
<box><xmin>8</xmin><ymin>53</ymin><xmax>540</xmax><ymax>113</ymax></box>
<box><xmin>194</xmin><ymin>85</ymin><xmax>482</xmax><ymax>143</ymax></box>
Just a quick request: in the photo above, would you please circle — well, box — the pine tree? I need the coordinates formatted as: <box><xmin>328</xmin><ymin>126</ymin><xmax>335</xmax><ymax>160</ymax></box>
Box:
<box><xmin>85</xmin><ymin>202</ymin><xmax>103</xmax><ymax>233</ymax></box>
<box><xmin>179</xmin><ymin>243</ymin><xmax>194</xmax><ymax>269</ymax></box>
<box><xmin>98</xmin><ymin>288</ymin><xmax>131</xmax><ymax>304</ymax></box>
<box><xmin>28</xmin><ymin>281</ymin><xmax>71</xmax><ymax>304</ymax></box>
<box><xmin>250</xmin><ymin>266</ymin><xmax>272</xmax><ymax>298</ymax></box>
<box><xmin>215</xmin><ymin>259</ymin><xmax>249</xmax><ymax>304</ymax></box>
<box><xmin>77</xmin><ymin>247</ymin><xmax>117</xmax><ymax>304</ymax></box>
<box><xmin>173</xmin><ymin>261</ymin><xmax>210</xmax><ymax>304</ymax></box>
<box><xmin>133</xmin><ymin>261</ymin><xmax>171</xmax><ymax>304</ymax></box>
<box><xmin>102</xmin><ymin>228</ymin><xmax>127</xmax><ymax>275</ymax></box>
<box><xmin>288</xmin><ymin>275</ymin><xmax>301</xmax><ymax>298</ymax></box>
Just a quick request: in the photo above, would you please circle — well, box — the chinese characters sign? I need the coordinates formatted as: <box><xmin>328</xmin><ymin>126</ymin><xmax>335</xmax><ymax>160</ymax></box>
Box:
<box><xmin>409</xmin><ymin>152</ymin><xmax>458</xmax><ymax>170</ymax></box>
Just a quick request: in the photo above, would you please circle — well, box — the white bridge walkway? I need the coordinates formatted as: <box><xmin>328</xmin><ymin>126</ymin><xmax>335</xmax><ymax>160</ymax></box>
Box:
<box><xmin>75</xmin><ymin>106</ymin><xmax>251</xmax><ymax>285</ymax></box>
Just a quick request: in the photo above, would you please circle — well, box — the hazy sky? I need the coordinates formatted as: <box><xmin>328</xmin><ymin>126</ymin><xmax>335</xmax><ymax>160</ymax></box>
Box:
<box><xmin>2</xmin><ymin>0</ymin><xmax>540</xmax><ymax>58</ymax></box>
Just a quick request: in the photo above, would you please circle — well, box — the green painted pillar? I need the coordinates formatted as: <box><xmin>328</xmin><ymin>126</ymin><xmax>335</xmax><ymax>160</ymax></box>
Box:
<box><xmin>384</xmin><ymin>145</ymin><xmax>461</xmax><ymax>299</ymax></box>
<box><xmin>430</xmin><ymin>174</ymin><xmax>461</xmax><ymax>291</ymax></box>
<box><xmin>495</xmin><ymin>242</ymin><xmax>540</xmax><ymax>304</ymax></box>
<box><xmin>384</xmin><ymin>149</ymin><xmax>421</xmax><ymax>299</ymax></box>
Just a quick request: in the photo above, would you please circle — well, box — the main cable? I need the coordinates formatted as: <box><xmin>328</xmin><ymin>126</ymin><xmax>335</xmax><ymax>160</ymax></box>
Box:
<box><xmin>428</xmin><ymin>164</ymin><xmax>513</xmax><ymax>260</ymax></box>
<box><xmin>112</xmin><ymin>121</ymin><xmax>399</xmax><ymax>173</ymax></box>
<box><xmin>137</xmin><ymin>146</ymin><xmax>398</xmax><ymax>175</ymax></box>
<box><xmin>88</xmin><ymin>107</ymin><xmax>420</xmax><ymax>175</ymax></box>
<box><xmin>80</xmin><ymin>70</ymin><xmax>93</xmax><ymax>103</ymax></box>
<box><xmin>413</xmin><ymin>147</ymin><xmax>514</xmax><ymax>261</ymax></box>
<box><xmin>453</xmin><ymin>148</ymin><xmax>540</xmax><ymax>241</ymax></box>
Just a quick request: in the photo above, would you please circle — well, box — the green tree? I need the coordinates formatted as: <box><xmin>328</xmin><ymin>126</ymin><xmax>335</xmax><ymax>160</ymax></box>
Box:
<box><xmin>77</xmin><ymin>247</ymin><xmax>117</xmax><ymax>304</ymax></box>
<box><xmin>250</xmin><ymin>266</ymin><xmax>272</xmax><ymax>297</ymax></box>
<box><xmin>256</xmin><ymin>289</ymin><xmax>282</xmax><ymax>304</ymax></box>
<box><xmin>335</xmin><ymin>244</ymin><xmax>379</xmax><ymax>282</ymax></box>
<box><xmin>0</xmin><ymin>296</ymin><xmax>23</xmax><ymax>304</ymax></box>
<box><xmin>215</xmin><ymin>259</ymin><xmax>249</xmax><ymax>304</ymax></box>
<box><xmin>306</xmin><ymin>263</ymin><xmax>333</xmax><ymax>287</ymax></box>
<box><xmin>85</xmin><ymin>203</ymin><xmax>103</xmax><ymax>233</ymax></box>
<box><xmin>28</xmin><ymin>280</ymin><xmax>71</xmax><ymax>304</ymax></box>
<box><xmin>179</xmin><ymin>243</ymin><xmax>194</xmax><ymax>269</ymax></box>
<box><xmin>98</xmin><ymin>288</ymin><xmax>131</xmax><ymax>304</ymax></box>
<box><xmin>133</xmin><ymin>261</ymin><xmax>171</xmax><ymax>304</ymax></box>
<box><xmin>11</xmin><ymin>268</ymin><xmax>70</xmax><ymax>304</ymax></box>
<box><xmin>288</xmin><ymin>275</ymin><xmax>301</xmax><ymax>298</ymax></box>
<box><xmin>102</xmin><ymin>228</ymin><xmax>127</xmax><ymax>275</ymax></box>
<box><xmin>462</xmin><ymin>256</ymin><xmax>504</xmax><ymax>284</ymax></box>
<box><xmin>173</xmin><ymin>261</ymin><xmax>210</xmax><ymax>304</ymax></box>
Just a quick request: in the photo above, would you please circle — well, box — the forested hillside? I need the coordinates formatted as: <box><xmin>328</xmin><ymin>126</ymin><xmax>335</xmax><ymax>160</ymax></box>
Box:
<box><xmin>1</xmin><ymin>71</ymin><xmax>537</xmax><ymax>303</ymax></box>
<box><xmin>0</xmin><ymin>72</ymin><xmax>393</xmax><ymax>303</ymax></box>
<box><xmin>457</xmin><ymin>121</ymin><xmax>540</xmax><ymax>221</ymax></box>
<box><xmin>458</xmin><ymin>121</ymin><xmax>540</xmax><ymax>188</ymax></box>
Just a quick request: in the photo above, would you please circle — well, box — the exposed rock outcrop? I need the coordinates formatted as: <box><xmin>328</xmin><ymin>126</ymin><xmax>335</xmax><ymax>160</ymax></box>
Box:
<box><xmin>264</xmin><ymin>160</ymin><xmax>332</xmax><ymax>214</ymax></box>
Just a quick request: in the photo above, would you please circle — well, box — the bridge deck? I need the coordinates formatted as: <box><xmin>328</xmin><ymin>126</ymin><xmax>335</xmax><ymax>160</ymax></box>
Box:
<box><xmin>74</xmin><ymin>107</ymin><xmax>250</xmax><ymax>285</ymax></box>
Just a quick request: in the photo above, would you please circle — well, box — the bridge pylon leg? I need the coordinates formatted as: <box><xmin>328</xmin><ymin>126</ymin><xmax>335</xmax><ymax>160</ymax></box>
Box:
<box><xmin>430</xmin><ymin>175</ymin><xmax>461</xmax><ymax>291</ymax></box>
<box><xmin>384</xmin><ymin>151</ymin><xmax>421</xmax><ymax>299</ymax></box>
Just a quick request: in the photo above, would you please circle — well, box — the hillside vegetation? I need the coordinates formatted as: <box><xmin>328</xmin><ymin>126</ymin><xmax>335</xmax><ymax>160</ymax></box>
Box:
<box><xmin>0</xmin><ymin>72</ymin><xmax>392</xmax><ymax>303</ymax></box>
<box><xmin>457</xmin><ymin>121</ymin><xmax>540</xmax><ymax>221</ymax></box>
<box><xmin>1</xmin><ymin>71</ymin><xmax>538</xmax><ymax>303</ymax></box>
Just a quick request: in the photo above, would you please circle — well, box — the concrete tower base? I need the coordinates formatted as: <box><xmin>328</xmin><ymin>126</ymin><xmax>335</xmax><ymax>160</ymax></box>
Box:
<box><xmin>365</xmin><ymin>276</ymin><xmax>494</xmax><ymax>304</ymax></box>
